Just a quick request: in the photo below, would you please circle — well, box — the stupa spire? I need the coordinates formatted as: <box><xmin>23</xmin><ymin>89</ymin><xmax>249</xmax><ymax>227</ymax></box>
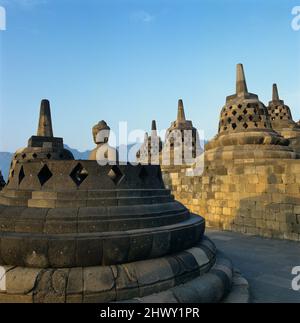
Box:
<box><xmin>151</xmin><ymin>120</ymin><xmax>157</xmax><ymax>131</ymax></box>
<box><xmin>177</xmin><ymin>99</ymin><xmax>186</xmax><ymax>122</ymax></box>
<box><xmin>37</xmin><ymin>99</ymin><xmax>53</xmax><ymax>137</ymax></box>
<box><xmin>236</xmin><ymin>64</ymin><xmax>248</xmax><ymax>96</ymax></box>
<box><xmin>272</xmin><ymin>83</ymin><xmax>280</xmax><ymax>101</ymax></box>
<box><xmin>151</xmin><ymin>120</ymin><xmax>158</xmax><ymax>137</ymax></box>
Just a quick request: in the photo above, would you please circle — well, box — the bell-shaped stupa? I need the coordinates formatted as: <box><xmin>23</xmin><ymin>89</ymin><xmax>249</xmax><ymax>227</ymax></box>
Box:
<box><xmin>2</xmin><ymin>100</ymin><xmax>74</xmax><ymax>205</ymax></box>
<box><xmin>267</xmin><ymin>84</ymin><xmax>300</xmax><ymax>153</ymax></box>
<box><xmin>11</xmin><ymin>99</ymin><xmax>73</xmax><ymax>165</ymax></box>
<box><xmin>163</xmin><ymin>99</ymin><xmax>201</xmax><ymax>168</ymax></box>
<box><xmin>137</xmin><ymin>120</ymin><xmax>163</xmax><ymax>164</ymax></box>
<box><xmin>205</xmin><ymin>64</ymin><xmax>297</xmax><ymax>160</ymax></box>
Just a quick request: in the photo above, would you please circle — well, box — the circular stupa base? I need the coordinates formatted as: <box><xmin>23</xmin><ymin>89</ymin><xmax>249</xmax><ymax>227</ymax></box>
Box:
<box><xmin>0</xmin><ymin>236</ymin><xmax>248</xmax><ymax>303</ymax></box>
<box><xmin>205</xmin><ymin>144</ymin><xmax>298</xmax><ymax>162</ymax></box>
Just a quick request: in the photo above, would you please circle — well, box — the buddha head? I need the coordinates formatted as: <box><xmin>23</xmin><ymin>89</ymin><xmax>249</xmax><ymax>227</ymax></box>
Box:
<box><xmin>92</xmin><ymin>120</ymin><xmax>110</xmax><ymax>145</ymax></box>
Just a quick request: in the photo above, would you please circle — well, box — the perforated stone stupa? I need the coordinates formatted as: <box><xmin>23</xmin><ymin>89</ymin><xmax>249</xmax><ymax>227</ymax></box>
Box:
<box><xmin>136</xmin><ymin>120</ymin><xmax>163</xmax><ymax>164</ymax></box>
<box><xmin>205</xmin><ymin>64</ymin><xmax>297</xmax><ymax>161</ymax></box>
<box><xmin>12</xmin><ymin>99</ymin><xmax>74</xmax><ymax>164</ymax></box>
<box><xmin>163</xmin><ymin>99</ymin><xmax>201</xmax><ymax>168</ymax></box>
<box><xmin>0</xmin><ymin>101</ymin><xmax>245</xmax><ymax>303</ymax></box>
<box><xmin>267</xmin><ymin>84</ymin><xmax>300</xmax><ymax>153</ymax></box>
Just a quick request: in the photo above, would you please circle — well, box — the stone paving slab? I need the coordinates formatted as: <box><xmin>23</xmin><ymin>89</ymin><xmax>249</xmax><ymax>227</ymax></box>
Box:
<box><xmin>207</xmin><ymin>229</ymin><xmax>300</xmax><ymax>303</ymax></box>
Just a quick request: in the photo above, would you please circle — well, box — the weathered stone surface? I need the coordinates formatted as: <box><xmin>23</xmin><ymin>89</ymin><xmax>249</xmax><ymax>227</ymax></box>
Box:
<box><xmin>67</xmin><ymin>267</ymin><xmax>83</xmax><ymax>295</ymax></box>
<box><xmin>48</xmin><ymin>239</ymin><xmax>76</xmax><ymax>268</ymax></box>
<box><xmin>134</xmin><ymin>258</ymin><xmax>173</xmax><ymax>286</ymax></box>
<box><xmin>186</xmin><ymin>247</ymin><xmax>210</xmax><ymax>268</ymax></box>
<box><xmin>6</xmin><ymin>267</ymin><xmax>41</xmax><ymax>294</ymax></box>
<box><xmin>150</xmin><ymin>231</ymin><xmax>171</xmax><ymax>257</ymax></box>
<box><xmin>102</xmin><ymin>236</ymin><xmax>130</xmax><ymax>265</ymax></box>
<box><xmin>76</xmin><ymin>238</ymin><xmax>103</xmax><ymax>267</ymax></box>
<box><xmin>127</xmin><ymin>234</ymin><xmax>153</xmax><ymax>262</ymax></box>
<box><xmin>172</xmin><ymin>273</ymin><xmax>224</xmax><ymax>303</ymax></box>
<box><xmin>83</xmin><ymin>266</ymin><xmax>116</xmax><ymax>303</ymax></box>
<box><xmin>83</xmin><ymin>266</ymin><xmax>115</xmax><ymax>294</ymax></box>
<box><xmin>112</xmin><ymin>264</ymin><xmax>139</xmax><ymax>301</ymax></box>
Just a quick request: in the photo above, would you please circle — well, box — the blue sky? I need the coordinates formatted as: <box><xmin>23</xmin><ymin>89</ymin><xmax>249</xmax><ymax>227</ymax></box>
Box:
<box><xmin>0</xmin><ymin>0</ymin><xmax>299</xmax><ymax>152</ymax></box>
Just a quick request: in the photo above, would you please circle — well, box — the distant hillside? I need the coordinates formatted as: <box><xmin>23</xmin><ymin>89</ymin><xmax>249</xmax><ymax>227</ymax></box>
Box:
<box><xmin>64</xmin><ymin>145</ymin><xmax>91</xmax><ymax>160</ymax></box>
<box><xmin>64</xmin><ymin>144</ymin><xmax>140</xmax><ymax>162</ymax></box>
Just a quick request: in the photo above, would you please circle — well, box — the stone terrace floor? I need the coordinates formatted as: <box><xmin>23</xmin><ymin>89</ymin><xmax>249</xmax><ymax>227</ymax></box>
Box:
<box><xmin>206</xmin><ymin>229</ymin><xmax>300</xmax><ymax>303</ymax></box>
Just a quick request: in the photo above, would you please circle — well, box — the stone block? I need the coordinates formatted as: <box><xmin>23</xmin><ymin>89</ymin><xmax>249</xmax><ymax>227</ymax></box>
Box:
<box><xmin>48</xmin><ymin>238</ymin><xmax>76</xmax><ymax>267</ymax></box>
<box><xmin>67</xmin><ymin>267</ymin><xmax>83</xmax><ymax>295</ymax></box>
<box><xmin>112</xmin><ymin>264</ymin><xmax>139</xmax><ymax>301</ymax></box>
<box><xmin>83</xmin><ymin>266</ymin><xmax>116</xmax><ymax>302</ymax></box>
<box><xmin>127</xmin><ymin>234</ymin><xmax>153</xmax><ymax>262</ymax></box>
<box><xmin>150</xmin><ymin>231</ymin><xmax>171</xmax><ymax>258</ymax></box>
<box><xmin>76</xmin><ymin>238</ymin><xmax>103</xmax><ymax>267</ymax></box>
<box><xmin>102</xmin><ymin>236</ymin><xmax>130</xmax><ymax>265</ymax></box>
<box><xmin>134</xmin><ymin>258</ymin><xmax>173</xmax><ymax>286</ymax></box>
<box><xmin>186</xmin><ymin>247</ymin><xmax>210</xmax><ymax>268</ymax></box>
<box><xmin>6</xmin><ymin>267</ymin><xmax>41</xmax><ymax>295</ymax></box>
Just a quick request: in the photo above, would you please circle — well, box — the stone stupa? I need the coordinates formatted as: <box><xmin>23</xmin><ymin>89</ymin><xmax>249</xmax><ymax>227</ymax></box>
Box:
<box><xmin>12</xmin><ymin>99</ymin><xmax>74</xmax><ymax>163</ymax></box>
<box><xmin>163</xmin><ymin>100</ymin><xmax>201</xmax><ymax>169</ymax></box>
<box><xmin>205</xmin><ymin>64</ymin><xmax>297</xmax><ymax>161</ymax></box>
<box><xmin>267</xmin><ymin>84</ymin><xmax>300</xmax><ymax>153</ymax></box>
<box><xmin>0</xmin><ymin>100</ymin><xmax>245</xmax><ymax>303</ymax></box>
<box><xmin>136</xmin><ymin>120</ymin><xmax>163</xmax><ymax>165</ymax></box>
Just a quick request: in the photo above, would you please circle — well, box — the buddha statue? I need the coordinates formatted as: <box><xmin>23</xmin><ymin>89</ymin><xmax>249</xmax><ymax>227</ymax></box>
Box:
<box><xmin>89</xmin><ymin>120</ymin><xmax>118</xmax><ymax>164</ymax></box>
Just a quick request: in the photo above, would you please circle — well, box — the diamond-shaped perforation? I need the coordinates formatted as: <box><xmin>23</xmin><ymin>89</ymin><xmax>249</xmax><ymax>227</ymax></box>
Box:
<box><xmin>70</xmin><ymin>163</ymin><xmax>88</xmax><ymax>186</ymax></box>
<box><xmin>108</xmin><ymin>166</ymin><xmax>124</xmax><ymax>185</ymax></box>
<box><xmin>38</xmin><ymin>164</ymin><xmax>53</xmax><ymax>186</ymax></box>
<box><xmin>18</xmin><ymin>166</ymin><xmax>25</xmax><ymax>185</ymax></box>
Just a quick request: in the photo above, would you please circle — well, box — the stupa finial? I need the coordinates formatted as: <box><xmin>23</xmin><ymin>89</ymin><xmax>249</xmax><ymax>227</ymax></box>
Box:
<box><xmin>37</xmin><ymin>99</ymin><xmax>53</xmax><ymax>137</ymax></box>
<box><xmin>177</xmin><ymin>99</ymin><xmax>186</xmax><ymax>122</ymax></box>
<box><xmin>151</xmin><ymin>120</ymin><xmax>158</xmax><ymax>137</ymax></box>
<box><xmin>151</xmin><ymin>120</ymin><xmax>157</xmax><ymax>131</ymax></box>
<box><xmin>236</xmin><ymin>64</ymin><xmax>248</xmax><ymax>96</ymax></box>
<box><xmin>272</xmin><ymin>83</ymin><xmax>280</xmax><ymax>101</ymax></box>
